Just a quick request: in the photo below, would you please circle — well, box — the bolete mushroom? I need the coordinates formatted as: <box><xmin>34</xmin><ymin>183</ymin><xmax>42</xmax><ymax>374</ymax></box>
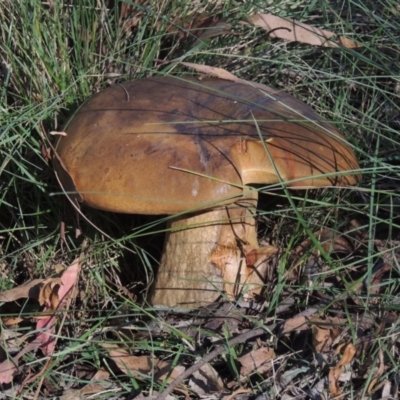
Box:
<box><xmin>54</xmin><ymin>76</ymin><xmax>360</xmax><ymax>307</ymax></box>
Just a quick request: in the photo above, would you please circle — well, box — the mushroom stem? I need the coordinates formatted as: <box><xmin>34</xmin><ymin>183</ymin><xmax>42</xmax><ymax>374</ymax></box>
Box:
<box><xmin>150</xmin><ymin>193</ymin><xmax>278</xmax><ymax>307</ymax></box>
<box><xmin>150</xmin><ymin>209</ymin><xmax>227</xmax><ymax>307</ymax></box>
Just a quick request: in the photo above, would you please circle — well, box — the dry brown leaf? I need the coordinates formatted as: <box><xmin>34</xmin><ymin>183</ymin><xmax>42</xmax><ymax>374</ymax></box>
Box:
<box><xmin>328</xmin><ymin>343</ymin><xmax>356</xmax><ymax>397</ymax></box>
<box><xmin>238</xmin><ymin>347</ymin><xmax>275</xmax><ymax>378</ymax></box>
<box><xmin>248</xmin><ymin>13</ymin><xmax>362</xmax><ymax>48</ymax></box>
<box><xmin>312</xmin><ymin>324</ymin><xmax>331</xmax><ymax>354</ymax></box>
<box><xmin>178</xmin><ymin>62</ymin><xmax>283</xmax><ymax>98</ymax></box>
<box><xmin>0</xmin><ymin>260</ymin><xmax>80</xmax><ymax>384</ymax></box>
<box><xmin>38</xmin><ymin>279</ymin><xmax>61</xmax><ymax>308</ymax></box>
<box><xmin>374</xmin><ymin>239</ymin><xmax>400</xmax><ymax>266</ymax></box>
<box><xmin>0</xmin><ymin>326</ymin><xmax>27</xmax><ymax>351</ymax></box>
<box><xmin>0</xmin><ymin>279</ymin><xmax>44</xmax><ymax>302</ymax></box>
<box><xmin>59</xmin><ymin>389</ymin><xmax>85</xmax><ymax>400</ymax></box>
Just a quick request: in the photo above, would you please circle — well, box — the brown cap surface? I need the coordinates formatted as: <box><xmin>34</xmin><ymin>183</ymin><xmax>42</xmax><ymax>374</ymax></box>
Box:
<box><xmin>54</xmin><ymin>76</ymin><xmax>360</xmax><ymax>214</ymax></box>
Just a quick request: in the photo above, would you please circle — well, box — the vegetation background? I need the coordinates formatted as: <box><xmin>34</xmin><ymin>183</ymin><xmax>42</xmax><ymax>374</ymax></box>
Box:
<box><xmin>1</xmin><ymin>0</ymin><xmax>400</xmax><ymax>398</ymax></box>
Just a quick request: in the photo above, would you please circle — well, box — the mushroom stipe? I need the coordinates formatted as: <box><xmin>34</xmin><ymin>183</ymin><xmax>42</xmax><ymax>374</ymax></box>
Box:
<box><xmin>54</xmin><ymin>76</ymin><xmax>360</xmax><ymax>307</ymax></box>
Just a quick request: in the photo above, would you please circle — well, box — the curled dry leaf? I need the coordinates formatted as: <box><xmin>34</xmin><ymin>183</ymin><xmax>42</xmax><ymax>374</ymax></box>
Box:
<box><xmin>248</xmin><ymin>13</ymin><xmax>362</xmax><ymax>48</ymax></box>
<box><xmin>0</xmin><ymin>257</ymin><xmax>82</xmax><ymax>378</ymax></box>
<box><xmin>328</xmin><ymin>343</ymin><xmax>356</xmax><ymax>398</ymax></box>
<box><xmin>38</xmin><ymin>278</ymin><xmax>61</xmax><ymax>309</ymax></box>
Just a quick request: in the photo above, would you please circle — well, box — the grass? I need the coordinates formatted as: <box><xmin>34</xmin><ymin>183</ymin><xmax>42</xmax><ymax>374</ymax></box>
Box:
<box><xmin>1</xmin><ymin>0</ymin><xmax>400</xmax><ymax>398</ymax></box>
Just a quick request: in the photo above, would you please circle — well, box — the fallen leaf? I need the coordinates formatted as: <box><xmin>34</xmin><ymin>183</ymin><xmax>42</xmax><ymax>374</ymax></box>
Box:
<box><xmin>2</xmin><ymin>317</ymin><xmax>24</xmax><ymax>327</ymax></box>
<box><xmin>248</xmin><ymin>13</ymin><xmax>362</xmax><ymax>48</ymax></box>
<box><xmin>38</xmin><ymin>279</ymin><xmax>61</xmax><ymax>309</ymax></box>
<box><xmin>0</xmin><ymin>279</ymin><xmax>44</xmax><ymax>302</ymax></box>
<box><xmin>312</xmin><ymin>324</ymin><xmax>331</xmax><ymax>354</ymax></box>
<box><xmin>35</xmin><ymin>314</ymin><xmax>58</xmax><ymax>356</ymax></box>
<box><xmin>35</xmin><ymin>259</ymin><xmax>80</xmax><ymax>356</ymax></box>
<box><xmin>180</xmin><ymin>62</ymin><xmax>240</xmax><ymax>82</ymax></box>
<box><xmin>328</xmin><ymin>343</ymin><xmax>356</xmax><ymax>397</ymax></box>
<box><xmin>310</xmin><ymin>317</ymin><xmax>345</xmax><ymax>353</ymax></box>
<box><xmin>238</xmin><ymin>347</ymin><xmax>275</xmax><ymax>378</ymax></box>
<box><xmin>178</xmin><ymin>62</ymin><xmax>282</xmax><ymax>96</ymax></box>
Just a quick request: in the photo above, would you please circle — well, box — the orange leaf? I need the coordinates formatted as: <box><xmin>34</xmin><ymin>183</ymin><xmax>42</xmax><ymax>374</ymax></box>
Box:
<box><xmin>328</xmin><ymin>343</ymin><xmax>356</xmax><ymax>397</ymax></box>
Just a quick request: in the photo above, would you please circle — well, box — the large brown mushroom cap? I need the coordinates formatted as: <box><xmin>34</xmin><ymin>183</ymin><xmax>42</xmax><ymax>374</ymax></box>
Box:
<box><xmin>54</xmin><ymin>76</ymin><xmax>360</xmax><ymax>214</ymax></box>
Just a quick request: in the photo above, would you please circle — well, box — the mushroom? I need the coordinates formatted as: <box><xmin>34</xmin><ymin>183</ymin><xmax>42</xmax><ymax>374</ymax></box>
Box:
<box><xmin>54</xmin><ymin>76</ymin><xmax>360</xmax><ymax>307</ymax></box>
